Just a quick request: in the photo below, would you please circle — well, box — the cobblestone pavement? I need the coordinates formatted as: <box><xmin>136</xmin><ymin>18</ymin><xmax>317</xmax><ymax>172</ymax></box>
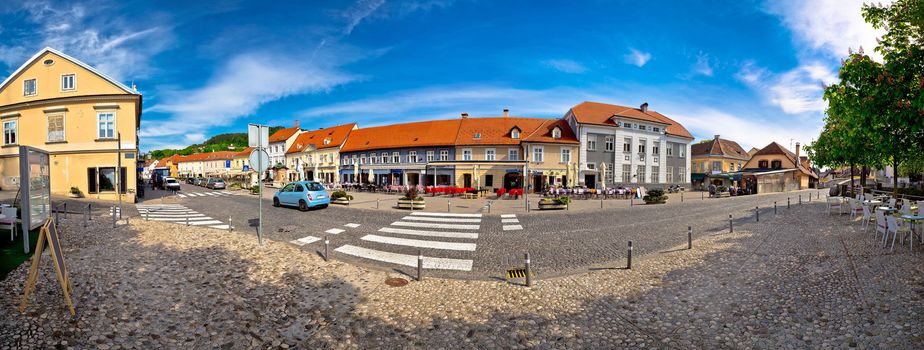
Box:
<box><xmin>164</xmin><ymin>184</ymin><xmax>832</xmax><ymax>280</ymax></box>
<box><xmin>2</xmin><ymin>198</ymin><xmax>921</xmax><ymax>349</ymax></box>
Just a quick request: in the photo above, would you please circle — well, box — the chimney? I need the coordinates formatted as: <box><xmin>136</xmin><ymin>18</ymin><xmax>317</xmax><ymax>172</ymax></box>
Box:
<box><xmin>714</xmin><ymin>134</ymin><xmax>720</xmax><ymax>141</ymax></box>
<box><xmin>640</xmin><ymin>102</ymin><xmax>648</xmax><ymax>113</ymax></box>
<box><xmin>503</xmin><ymin>108</ymin><xmax>509</xmax><ymax>117</ymax></box>
<box><xmin>295</xmin><ymin>119</ymin><xmax>300</xmax><ymax>129</ymax></box>
<box><xmin>461</xmin><ymin>112</ymin><xmax>469</xmax><ymax>119</ymax></box>
<box><xmin>795</xmin><ymin>142</ymin><xmax>801</xmax><ymax>160</ymax></box>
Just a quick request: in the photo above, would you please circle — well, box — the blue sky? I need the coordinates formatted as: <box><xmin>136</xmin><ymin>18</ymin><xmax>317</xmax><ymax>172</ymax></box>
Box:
<box><xmin>0</xmin><ymin>0</ymin><xmax>886</xmax><ymax>152</ymax></box>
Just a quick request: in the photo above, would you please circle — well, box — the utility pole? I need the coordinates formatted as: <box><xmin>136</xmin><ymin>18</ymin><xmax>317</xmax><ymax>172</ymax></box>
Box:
<box><xmin>117</xmin><ymin>132</ymin><xmax>122</xmax><ymax>220</ymax></box>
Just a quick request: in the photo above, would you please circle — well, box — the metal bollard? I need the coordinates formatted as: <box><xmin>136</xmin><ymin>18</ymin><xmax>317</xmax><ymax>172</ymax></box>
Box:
<box><xmin>524</xmin><ymin>252</ymin><xmax>532</xmax><ymax>287</ymax></box>
<box><xmin>88</xmin><ymin>203</ymin><xmax>92</xmax><ymax>221</ymax></box>
<box><xmin>324</xmin><ymin>237</ymin><xmax>330</xmax><ymax>262</ymax></box>
<box><xmin>600</xmin><ymin>198</ymin><xmax>603</xmax><ymax>209</ymax></box>
<box><xmin>186</xmin><ymin>214</ymin><xmax>189</xmax><ymax>226</ymax></box>
<box><xmin>626</xmin><ymin>241</ymin><xmax>633</xmax><ymax>269</ymax></box>
<box><xmin>417</xmin><ymin>249</ymin><xmax>424</xmax><ymax>281</ymax></box>
<box><xmin>63</xmin><ymin>203</ymin><xmax>67</xmax><ymax>220</ymax></box>
<box><xmin>774</xmin><ymin>201</ymin><xmax>778</xmax><ymax>215</ymax></box>
<box><xmin>702</xmin><ymin>192</ymin><xmax>704</xmax><ymax>200</ymax></box>
<box><xmin>55</xmin><ymin>206</ymin><xmax>60</xmax><ymax>227</ymax></box>
<box><xmin>681</xmin><ymin>192</ymin><xmax>684</xmax><ymax>203</ymax></box>
<box><xmin>688</xmin><ymin>226</ymin><xmax>692</xmax><ymax>249</ymax></box>
<box><xmin>630</xmin><ymin>198</ymin><xmax>633</xmax><ymax>207</ymax></box>
<box><xmin>111</xmin><ymin>206</ymin><xmax>116</xmax><ymax>228</ymax></box>
<box><xmin>448</xmin><ymin>200</ymin><xmax>451</xmax><ymax>213</ymax></box>
<box><xmin>376</xmin><ymin>198</ymin><xmax>380</xmax><ymax>209</ymax></box>
<box><xmin>799</xmin><ymin>194</ymin><xmax>802</xmax><ymax>205</ymax></box>
<box><xmin>756</xmin><ymin>206</ymin><xmax>759</xmax><ymax>222</ymax></box>
<box><xmin>787</xmin><ymin>198</ymin><xmax>791</xmax><ymax>209</ymax></box>
<box><xmin>729</xmin><ymin>214</ymin><xmax>733</xmax><ymax>233</ymax></box>
<box><xmin>229</xmin><ymin>216</ymin><xmax>233</xmax><ymax>232</ymax></box>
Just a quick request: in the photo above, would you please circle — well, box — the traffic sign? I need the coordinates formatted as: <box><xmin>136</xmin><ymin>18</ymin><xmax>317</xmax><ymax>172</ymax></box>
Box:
<box><xmin>248</xmin><ymin>124</ymin><xmax>269</xmax><ymax>149</ymax></box>
<box><xmin>248</xmin><ymin>149</ymin><xmax>270</xmax><ymax>174</ymax></box>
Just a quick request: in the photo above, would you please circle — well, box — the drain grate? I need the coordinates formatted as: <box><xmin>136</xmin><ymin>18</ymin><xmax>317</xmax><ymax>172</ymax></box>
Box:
<box><xmin>384</xmin><ymin>277</ymin><xmax>409</xmax><ymax>287</ymax></box>
<box><xmin>506</xmin><ymin>268</ymin><xmax>533</xmax><ymax>279</ymax></box>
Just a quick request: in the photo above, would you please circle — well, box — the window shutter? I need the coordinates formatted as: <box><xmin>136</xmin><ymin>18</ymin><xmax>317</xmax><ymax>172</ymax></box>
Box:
<box><xmin>87</xmin><ymin>168</ymin><xmax>98</xmax><ymax>194</ymax></box>
<box><xmin>120</xmin><ymin>167</ymin><xmax>127</xmax><ymax>193</ymax></box>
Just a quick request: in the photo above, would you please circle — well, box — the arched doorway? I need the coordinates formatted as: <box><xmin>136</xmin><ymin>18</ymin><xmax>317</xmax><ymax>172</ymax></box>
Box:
<box><xmin>503</xmin><ymin>172</ymin><xmax>522</xmax><ymax>190</ymax></box>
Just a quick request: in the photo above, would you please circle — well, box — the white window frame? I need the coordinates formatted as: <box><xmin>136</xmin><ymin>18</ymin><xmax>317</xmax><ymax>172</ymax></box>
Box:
<box><xmin>623</xmin><ymin>138</ymin><xmax>632</xmax><ymax>152</ymax></box>
<box><xmin>666</xmin><ymin>145</ymin><xmax>673</xmax><ymax>157</ymax></box>
<box><xmin>46</xmin><ymin>112</ymin><xmax>66</xmax><ymax>142</ymax></box>
<box><xmin>637</xmin><ymin>165</ymin><xmax>646</xmax><ymax>183</ymax></box>
<box><xmin>586</xmin><ymin>162</ymin><xmax>596</xmax><ymax>170</ymax></box>
<box><xmin>97</xmin><ymin>111</ymin><xmax>116</xmax><ymax>139</ymax></box>
<box><xmin>392</xmin><ymin>151</ymin><xmax>400</xmax><ymax>163</ymax></box>
<box><xmin>552</xmin><ymin>127</ymin><xmax>561</xmax><ymax>139</ymax></box>
<box><xmin>23</xmin><ymin>78</ymin><xmax>37</xmax><ymax>96</ymax></box>
<box><xmin>3</xmin><ymin>119</ymin><xmax>18</xmax><ymax>145</ymax></box>
<box><xmin>560</xmin><ymin>148</ymin><xmax>570</xmax><ymax>163</ymax></box>
<box><xmin>462</xmin><ymin>148</ymin><xmax>472</xmax><ymax>161</ymax></box>
<box><xmin>61</xmin><ymin>73</ymin><xmax>76</xmax><ymax>91</ymax></box>
<box><xmin>508</xmin><ymin>148</ymin><xmax>519</xmax><ymax>161</ymax></box>
<box><xmin>653</xmin><ymin>145</ymin><xmax>660</xmax><ymax>154</ymax></box>
<box><xmin>604</xmin><ymin>136</ymin><xmax>614</xmax><ymax>152</ymax></box>
<box><xmin>426</xmin><ymin>151</ymin><xmax>435</xmax><ymax>162</ymax></box>
<box><xmin>408</xmin><ymin>151</ymin><xmax>418</xmax><ymax>163</ymax></box>
<box><xmin>485</xmin><ymin>148</ymin><xmax>495</xmax><ymax>161</ymax></box>
<box><xmin>381</xmin><ymin>152</ymin><xmax>389</xmax><ymax>163</ymax></box>
<box><xmin>511</xmin><ymin>129</ymin><xmax>520</xmax><ymax>139</ymax></box>
<box><xmin>587</xmin><ymin>135</ymin><xmax>597</xmax><ymax>151</ymax></box>
<box><xmin>680</xmin><ymin>147</ymin><xmax>686</xmax><ymax>157</ymax></box>
<box><xmin>604</xmin><ymin>163</ymin><xmax>614</xmax><ymax>183</ymax></box>
<box><xmin>666</xmin><ymin>166</ymin><xmax>674</xmax><ymax>183</ymax></box>
<box><xmin>622</xmin><ymin>164</ymin><xmax>631</xmax><ymax>182</ymax></box>
<box><xmin>532</xmin><ymin>145</ymin><xmax>544</xmax><ymax>162</ymax></box>
<box><xmin>651</xmin><ymin>166</ymin><xmax>659</xmax><ymax>183</ymax></box>
<box><xmin>679</xmin><ymin>167</ymin><xmax>686</xmax><ymax>181</ymax></box>
<box><xmin>439</xmin><ymin>150</ymin><xmax>449</xmax><ymax>161</ymax></box>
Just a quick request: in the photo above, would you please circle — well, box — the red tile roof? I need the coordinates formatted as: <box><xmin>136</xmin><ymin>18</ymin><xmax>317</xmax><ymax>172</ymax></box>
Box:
<box><xmin>750</xmin><ymin>142</ymin><xmax>816</xmax><ymax>178</ymax></box>
<box><xmin>568</xmin><ymin>101</ymin><xmax>693</xmax><ymax>139</ymax></box>
<box><xmin>175</xmin><ymin>151</ymin><xmax>237</xmax><ymax>163</ymax></box>
<box><xmin>341</xmin><ymin>119</ymin><xmax>462</xmax><ymax>152</ymax></box>
<box><xmin>286</xmin><ymin>123</ymin><xmax>356</xmax><ymax>154</ymax></box>
<box><xmin>268</xmin><ymin>126</ymin><xmax>300</xmax><ymax>143</ymax></box>
<box><xmin>454</xmin><ymin>117</ymin><xmax>576</xmax><ymax>145</ymax></box>
<box><xmin>691</xmin><ymin>136</ymin><xmax>750</xmax><ymax>160</ymax></box>
<box><xmin>523</xmin><ymin>119</ymin><xmax>579</xmax><ymax>144</ymax></box>
<box><xmin>233</xmin><ymin>147</ymin><xmax>254</xmax><ymax>158</ymax></box>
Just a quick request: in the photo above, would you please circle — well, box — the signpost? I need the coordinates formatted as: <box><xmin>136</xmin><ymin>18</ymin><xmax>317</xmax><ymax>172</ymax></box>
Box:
<box><xmin>248</xmin><ymin>124</ymin><xmax>271</xmax><ymax>245</ymax></box>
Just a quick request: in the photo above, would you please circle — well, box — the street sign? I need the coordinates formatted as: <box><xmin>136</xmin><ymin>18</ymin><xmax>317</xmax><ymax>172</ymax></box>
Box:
<box><xmin>248</xmin><ymin>124</ymin><xmax>269</xmax><ymax>148</ymax></box>
<box><xmin>248</xmin><ymin>149</ymin><xmax>270</xmax><ymax>173</ymax></box>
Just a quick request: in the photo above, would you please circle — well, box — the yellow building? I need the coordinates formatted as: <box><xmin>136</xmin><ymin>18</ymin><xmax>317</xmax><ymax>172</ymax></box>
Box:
<box><xmin>690</xmin><ymin>135</ymin><xmax>750</xmax><ymax>187</ymax></box>
<box><xmin>741</xmin><ymin>142</ymin><xmax>817</xmax><ymax>193</ymax></box>
<box><xmin>0</xmin><ymin>47</ymin><xmax>141</xmax><ymax>202</ymax></box>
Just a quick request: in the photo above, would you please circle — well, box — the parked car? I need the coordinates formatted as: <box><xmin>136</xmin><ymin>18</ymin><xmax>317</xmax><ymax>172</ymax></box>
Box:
<box><xmin>164</xmin><ymin>177</ymin><xmax>181</xmax><ymax>191</ymax></box>
<box><xmin>273</xmin><ymin>181</ymin><xmax>330</xmax><ymax>211</ymax></box>
<box><xmin>206</xmin><ymin>178</ymin><xmax>226</xmax><ymax>190</ymax></box>
<box><xmin>194</xmin><ymin>178</ymin><xmax>207</xmax><ymax>186</ymax></box>
<box><xmin>186</xmin><ymin>177</ymin><xmax>196</xmax><ymax>184</ymax></box>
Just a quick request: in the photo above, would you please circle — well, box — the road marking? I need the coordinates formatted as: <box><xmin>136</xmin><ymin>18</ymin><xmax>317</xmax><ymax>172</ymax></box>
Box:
<box><xmin>177</xmin><ymin>194</ymin><xmax>187</xmax><ymax>198</ymax></box>
<box><xmin>344</xmin><ymin>223</ymin><xmax>361</xmax><ymax>228</ymax></box>
<box><xmin>401</xmin><ymin>216</ymin><xmax>482</xmax><ymax>223</ymax></box>
<box><xmin>146</xmin><ymin>217</ymin><xmax>215</xmax><ymax>222</ymax></box>
<box><xmin>409</xmin><ymin>212</ymin><xmax>482</xmax><ymax>218</ymax></box>
<box><xmin>143</xmin><ymin>213</ymin><xmax>206</xmax><ymax>218</ymax></box>
<box><xmin>361</xmin><ymin>234</ymin><xmax>476</xmax><ymax>251</ymax></box>
<box><xmin>290</xmin><ymin>236</ymin><xmax>320</xmax><ymax>246</ymax></box>
<box><xmin>187</xmin><ymin>220</ymin><xmax>224</xmax><ymax>226</ymax></box>
<box><xmin>378</xmin><ymin>227</ymin><xmax>479</xmax><ymax>239</ymax></box>
<box><xmin>501</xmin><ymin>218</ymin><xmax>519</xmax><ymax>223</ymax></box>
<box><xmin>501</xmin><ymin>214</ymin><xmax>517</xmax><ymax>218</ymax></box>
<box><xmin>334</xmin><ymin>245</ymin><xmax>473</xmax><ymax>271</ymax></box>
<box><xmin>503</xmin><ymin>224</ymin><xmax>523</xmax><ymax>231</ymax></box>
<box><xmin>325</xmin><ymin>228</ymin><xmax>345</xmax><ymax>235</ymax></box>
<box><xmin>391</xmin><ymin>221</ymin><xmax>479</xmax><ymax>230</ymax></box>
<box><xmin>208</xmin><ymin>225</ymin><xmax>234</xmax><ymax>230</ymax></box>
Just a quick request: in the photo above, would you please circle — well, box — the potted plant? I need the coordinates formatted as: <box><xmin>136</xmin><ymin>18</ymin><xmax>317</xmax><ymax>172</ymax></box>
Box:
<box><xmin>397</xmin><ymin>188</ymin><xmax>426</xmax><ymax>210</ymax></box>
<box><xmin>68</xmin><ymin>186</ymin><xmax>81</xmax><ymax>198</ymax></box>
<box><xmin>250</xmin><ymin>185</ymin><xmax>260</xmax><ymax>195</ymax></box>
<box><xmin>643</xmin><ymin>188</ymin><xmax>668</xmax><ymax>204</ymax></box>
<box><xmin>539</xmin><ymin>196</ymin><xmax>570</xmax><ymax>210</ymax></box>
<box><xmin>330</xmin><ymin>190</ymin><xmax>353</xmax><ymax>205</ymax></box>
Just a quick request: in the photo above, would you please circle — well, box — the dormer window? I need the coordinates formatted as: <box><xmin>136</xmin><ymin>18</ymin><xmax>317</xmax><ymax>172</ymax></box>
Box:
<box><xmin>323</xmin><ymin>139</ymin><xmax>330</xmax><ymax>145</ymax></box>
<box><xmin>551</xmin><ymin>127</ymin><xmax>561</xmax><ymax>139</ymax></box>
<box><xmin>623</xmin><ymin>122</ymin><xmax>632</xmax><ymax>128</ymax></box>
<box><xmin>511</xmin><ymin>128</ymin><xmax>520</xmax><ymax>139</ymax></box>
<box><xmin>474</xmin><ymin>133</ymin><xmax>481</xmax><ymax>140</ymax></box>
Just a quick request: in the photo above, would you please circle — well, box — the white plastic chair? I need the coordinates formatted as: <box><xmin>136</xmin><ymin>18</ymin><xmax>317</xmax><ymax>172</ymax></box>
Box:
<box><xmin>849</xmin><ymin>199</ymin><xmax>864</xmax><ymax>220</ymax></box>
<box><xmin>827</xmin><ymin>197</ymin><xmax>843</xmax><ymax>215</ymax></box>
<box><xmin>887</xmin><ymin>198</ymin><xmax>896</xmax><ymax>208</ymax></box>
<box><xmin>875</xmin><ymin>209</ymin><xmax>888</xmax><ymax>240</ymax></box>
<box><xmin>862</xmin><ymin>205</ymin><xmax>874</xmax><ymax>231</ymax></box>
<box><xmin>1</xmin><ymin>207</ymin><xmax>15</xmax><ymax>241</ymax></box>
<box><xmin>885</xmin><ymin>215</ymin><xmax>912</xmax><ymax>252</ymax></box>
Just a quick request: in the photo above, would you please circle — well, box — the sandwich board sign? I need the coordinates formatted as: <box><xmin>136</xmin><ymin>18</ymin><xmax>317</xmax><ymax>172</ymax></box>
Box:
<box><xmin>19</xmin><ymin>146</ymin><xmax>51</xmax><ymax>253</ymax></box>
<box><xmin>20</xmin><ymin>216</ymin><xmax>76</xmax><ymax>317</ymax></box>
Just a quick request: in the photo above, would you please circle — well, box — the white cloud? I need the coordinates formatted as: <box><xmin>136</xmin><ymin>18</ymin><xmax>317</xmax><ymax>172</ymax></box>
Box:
<box><xmin>664</xmin><ymin>106</ymin><xmax>821</xmax><ymax>151</ymax></box>
<box><xmin>623</xmin><ymin>48</ymin><xmax>651</xmax><ymax>67</ymax></box>
<box><xmin>764</xmin><ymin>0</ymin><xmax>889</xmax><ymax>61</ymax></box>
<box><xmin>142</xmin><ymin>53</ymin><xmax>357</xmax><ymax>138</ymax></box>
<box><xmin>0</xmin><ymin>1</ymin><xmax>172</xmax><ymax>80</ymax></box>
<box><xmin>185</xmin><ymin>133</ymin><xmax>206</xmax><ymax>144</ymax></box>
<box><xmin>692</xmin><ymin>53</ymin><xmax>713</xmax><ymax>77</ymax></box>
<box><xmin>735</xmin><ymin>61</ymin><xmax>837</xmax><ymax>115</ymax></box>
<box><xmin>543</xmin><ymin>59</ymin><xmax>587</xmax><ymax>74</ymax></box>
<box><xmin>341</xmin><ymin>0</ymin><xmax>386</xmax><ymax>35</ymax></box>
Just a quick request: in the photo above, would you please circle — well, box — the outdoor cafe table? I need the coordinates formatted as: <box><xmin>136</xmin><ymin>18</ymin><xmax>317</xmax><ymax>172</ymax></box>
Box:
<box><xmin>901</xmin><ymin>214</ymin><xmax>924</xmax><ymax>245</ymax></box>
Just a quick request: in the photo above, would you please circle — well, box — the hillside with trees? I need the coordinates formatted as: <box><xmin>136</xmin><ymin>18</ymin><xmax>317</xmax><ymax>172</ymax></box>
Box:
<box><xmin>147</xmin><ymin>126</ymin><xmax>286</xmax><ymax>159</ymax></box>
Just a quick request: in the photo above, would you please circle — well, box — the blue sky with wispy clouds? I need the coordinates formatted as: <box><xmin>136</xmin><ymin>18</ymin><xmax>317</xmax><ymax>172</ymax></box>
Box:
<box><xmin>0</xmin><ymin>0</ymin><xmax>886</xmax><ymax>151</ymax></box>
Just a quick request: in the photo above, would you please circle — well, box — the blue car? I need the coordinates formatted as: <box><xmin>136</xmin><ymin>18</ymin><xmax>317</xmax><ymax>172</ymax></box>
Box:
<box><xmin>273</xmin><ymin>181</ymin><xmax>330</xmax><ymax>211</ymax></box>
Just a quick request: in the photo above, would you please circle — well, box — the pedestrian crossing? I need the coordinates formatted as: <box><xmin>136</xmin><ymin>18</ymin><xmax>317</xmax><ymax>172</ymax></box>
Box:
<box><xmin>334</xmin><ymin>211</ymin><xmax>480</xmax><ymax>271</ymax></box>
<box><xmin>501</xmin><ymin>214</ymin><xmax>523</xmax><ymax>231</ymax></box>
<box><xmin>175</xmin><ymin>191</ymin><xmax>232</xmax><ymax>198</ymax></box>
<box><xmin>136</xmin><ymin>204</ymin><xmax>234</xmax><ymax>230</ymax></box>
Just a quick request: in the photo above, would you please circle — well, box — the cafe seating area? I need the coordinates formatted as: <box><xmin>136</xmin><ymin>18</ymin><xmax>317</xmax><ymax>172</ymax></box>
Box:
<box><xmin>829</xmin><ymin>190</ymin><xmax>923</xmax><ymax>253</ymax></box>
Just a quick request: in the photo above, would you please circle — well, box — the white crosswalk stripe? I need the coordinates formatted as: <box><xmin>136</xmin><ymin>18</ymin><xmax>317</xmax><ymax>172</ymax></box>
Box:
<box><xmin>290</xmin><ymin>236</ymin><xmax>320</xmax><ymax>246</ymax></box>
<box><xmin>344</xmin><ymin>223</ymin><xmax>361</xmax><ymax>228</ymax></box>
<box><xmin>136</xmin><ymin>204</ymin><xmax>233</xmax><ymax>230</ymax></box>
<box><xmin>334</xmin><ymin>211</ymin><xmax>480</xmax><ymax>271</ymax></box>
<box><xmin>325</xmin><ymin>228</ymin><xmax>345</xmax><ymax>235</ymax></box>
<box><xmin>176</xmin><ymin>191</ymin><xmax>231</xmax><ymax>198</ymax></box>
<box><xmin>500</xmin><ymin>214</ymin><xmax>522</xmax><ymax>230</ymax></box>
<box><xmin>503</xmin><ymin>225</ymin><xmax>523</xmax><ymax>231</ymax></box>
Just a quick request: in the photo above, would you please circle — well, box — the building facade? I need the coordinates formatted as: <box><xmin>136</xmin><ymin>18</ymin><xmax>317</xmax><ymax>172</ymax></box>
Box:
<box><xmin>339</xmin><ymin>119</ymin><xmax>460</xmax><ymax>186</ymax></box>
<box><xmin>690</xmin><ymin>135</ymin><xmax>751</xmax><ymax>188</ymax></box>
<box><xmin>0</xmin><ymin>47</ymin><xmax>141</xmax><ymax>201</ymax></box>
<box><xmin>741</xmin><ymin>142</ymin><xmax>817</xmax><ymax>193</ymax></box>
<box><xmin>565</xmin><ymin>101</ymin><xmax>693</xmax><ymax>189</ymax></box>
<box><xmin>176</xmin><ymin>151</ymin><xmax>235</xmax><ymax>178</ymax></box>
<box><xmin>285</xmin><ymin>123</ymin><xmax>356</xmax><ymax>183</ymax></box>
<box><xmin>266</xmin><ymin>122</ymin><xmax>301</xmax><ymax>168</ymax></box>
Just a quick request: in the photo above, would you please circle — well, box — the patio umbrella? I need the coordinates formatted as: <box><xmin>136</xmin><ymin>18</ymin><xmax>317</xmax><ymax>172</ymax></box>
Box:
<box><xmin>367</xmin><ymin>168</ymin><xmax>374</xmax><ymax>184</ymax></box>
<box><xmin>296</xmin><ymin>161</ymin><xmax>303</xmax><ymax>181</ymax></box>
<box><xmin>353</xmin><ymin>161</ymin><xmax>359</xmax><ymax>184</ymax></box>
<box><xmin>571</xmin><ymin>162</ymin><xmax>579</xmax><ymax>187</ymax></box>
<box><xmin>599</xmin><ymin>163</ymin><xmax>607</xmax><ymax>191</ymax></box>
<box><xmin>314</xmin><ymin>162</ymin><xmax>320</xmax><ymax>182</ymax></box>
